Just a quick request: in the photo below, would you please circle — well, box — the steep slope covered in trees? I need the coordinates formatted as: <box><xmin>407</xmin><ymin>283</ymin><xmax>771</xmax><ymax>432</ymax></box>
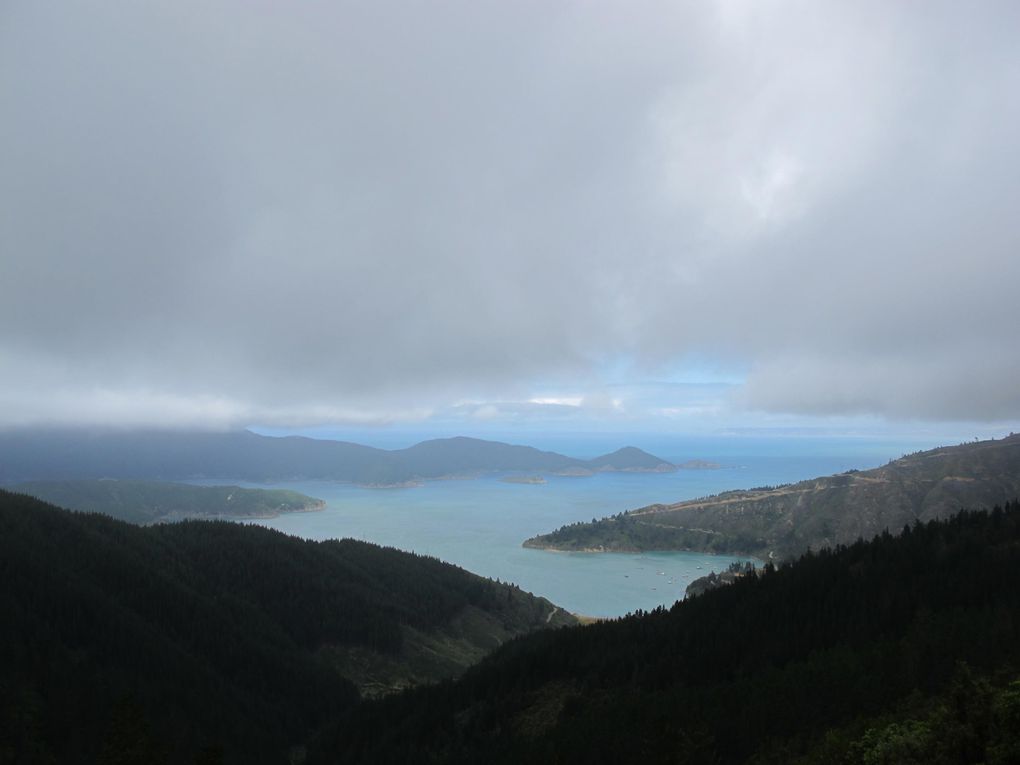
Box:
<box><xmin>0</xmin><ymin>491</ymin><xmax>573</xmax><ymax>764</ymax></box>
<box><xmin>314</xmin><ymin>502</ymin><xmax>1020</xmax><ymax>764</ymax></box>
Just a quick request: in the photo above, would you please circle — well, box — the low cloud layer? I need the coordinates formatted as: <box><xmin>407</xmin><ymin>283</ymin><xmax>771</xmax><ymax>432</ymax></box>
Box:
<box><xmin>2</xmin><ymin>1</ymin><xmax>1018</xmax><ymax>429</ymax></box>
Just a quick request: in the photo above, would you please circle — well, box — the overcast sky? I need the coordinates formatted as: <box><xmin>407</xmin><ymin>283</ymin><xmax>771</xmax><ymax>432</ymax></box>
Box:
<box><xmin>2</xmin><ymin>1</ymin><xmax>1019</xmax><ymax>437</ymax></box>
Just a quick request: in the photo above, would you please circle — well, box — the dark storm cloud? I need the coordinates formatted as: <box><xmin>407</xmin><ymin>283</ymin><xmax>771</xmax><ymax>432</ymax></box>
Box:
<box><xmin>1</xmin><ymin>1</ymin><xmax>1018</xmax><ymax>427</ymax></box>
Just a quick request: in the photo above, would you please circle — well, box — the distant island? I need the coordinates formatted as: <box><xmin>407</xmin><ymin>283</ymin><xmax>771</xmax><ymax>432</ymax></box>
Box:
<box><xmin>499</xmin><ymin>475</ymin><xmax>546</xmax><ymax>485</ymax></box>
<box><xmin>524</xmin><ymin>434</ymin><xmax>1020</xmax><ymax>560</ymax></box>
<box><xmin>676</xmin><ymin>459</ymin><xmax>722</xmax><ymax>470</ymax></box>
<box><xmin>0</xmin><ymin>430</ymin><xmax>676</xmax><ymax>487</ymax></box>
<box><xmin>13</xmin><ymin>479</ymin><xmax>325</xmax><ymax>525</ymax></box>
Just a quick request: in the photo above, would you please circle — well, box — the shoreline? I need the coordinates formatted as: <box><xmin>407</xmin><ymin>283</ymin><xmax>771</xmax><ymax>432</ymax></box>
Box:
<box><xmin>161</xmin><ymin>498</ymin><xmax>329</xmax><ymax>524</ymax></box>
<box><xmin>522</xmin><ymin>539</ymin><xmax>762</xmax><ymax>560</ymax></box>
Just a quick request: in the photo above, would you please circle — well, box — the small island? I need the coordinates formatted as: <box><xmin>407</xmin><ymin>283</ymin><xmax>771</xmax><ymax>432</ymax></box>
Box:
<box><xmin>676</xmin><ymin>459</ymin><xmax>723</xmax><ymax>470</ymax></box>
<box><xmin>500</xmin><ymin>475</ymin><xmax>547</xmax><ymax>485</ymax></box>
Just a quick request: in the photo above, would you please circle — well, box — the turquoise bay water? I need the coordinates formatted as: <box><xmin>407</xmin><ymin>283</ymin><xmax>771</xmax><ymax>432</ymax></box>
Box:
<box><xmin>213</xmin><ymin>446</ymin><xmax>903</xmax><ymax>618</ymax></box>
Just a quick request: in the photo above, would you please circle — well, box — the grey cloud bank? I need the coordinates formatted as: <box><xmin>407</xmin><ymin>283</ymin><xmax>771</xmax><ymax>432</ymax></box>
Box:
<box><xmin>1</xmin><ymin>1</ymin><xmax>1018</xmax><ymax>429</ymax></box>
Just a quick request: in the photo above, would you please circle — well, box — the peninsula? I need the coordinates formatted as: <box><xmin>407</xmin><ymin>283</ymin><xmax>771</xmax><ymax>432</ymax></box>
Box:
<box><xmin>524</xmin><ymin>434</ymin><xmax>1020</xmax><ymax>560</ymax></box>
<box><xmin>13</xmin><ymin>479</ymin><xmax>325</xmax><ymax>525</ymax></box>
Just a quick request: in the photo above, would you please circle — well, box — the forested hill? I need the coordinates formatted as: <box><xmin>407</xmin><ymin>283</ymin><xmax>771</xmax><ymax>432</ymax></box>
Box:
<box><xmin>312</xmin><ymin>502</ymin><xmax>1020</xmax><ymax>765</ymax></box>
<box><xmin>525</xmin><ymin>434</ymin><xmax>1020</xmax><ymax>559</ymax></box>
<box><xmin>13</xmin><ymin>479</ymin><xmax>324</xmax><ymax>524</ymax></box>
<box><xmin>0</xmin><ymin>490</ymin><xmax>574</xmax><ymax>764</ymax></box>
<box><xmin>0</xmin><ymin>430</ymin><xmax>675</xmax><ymax>486</ymax></box>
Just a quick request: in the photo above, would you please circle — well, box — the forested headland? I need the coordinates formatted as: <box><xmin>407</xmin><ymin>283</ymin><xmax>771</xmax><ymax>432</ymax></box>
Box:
<box><xmin>12</xmin><ymin>479</ymin><xmax>324</xmax><ymax>524</ymax></box>
<box><xmin>526</xmin><ymin>434</ymin><xmax>1020</xmax><ymax>559</ymax></box>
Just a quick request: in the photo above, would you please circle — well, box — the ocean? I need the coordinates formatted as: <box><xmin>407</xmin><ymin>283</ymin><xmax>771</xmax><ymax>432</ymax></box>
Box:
<box><xmin>221</xmin><ymin>438</ymin><xmax>920</xmax><ymax>617</ymax></box>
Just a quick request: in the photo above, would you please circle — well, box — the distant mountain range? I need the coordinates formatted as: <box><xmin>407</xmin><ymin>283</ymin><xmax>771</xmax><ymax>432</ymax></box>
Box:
<box><xmin>0</xmin><ymin>430</ymin><xmax>675</xmax><ymax>486</ymax></box>
<box><xmin>525</xmin><ymin>434</ymin><xmax>1020</xmax><ymax>559</ymax></box>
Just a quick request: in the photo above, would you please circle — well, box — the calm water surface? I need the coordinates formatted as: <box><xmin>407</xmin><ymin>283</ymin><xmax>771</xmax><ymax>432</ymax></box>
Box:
<box><xmin>212</xmin><ymin>448</ymin><xmax>900</xmax><ymax>617</ymax></box>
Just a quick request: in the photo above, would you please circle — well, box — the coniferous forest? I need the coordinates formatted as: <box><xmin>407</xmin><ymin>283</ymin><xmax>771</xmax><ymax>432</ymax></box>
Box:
<box><xmin>4</xmin><ymin>489</ymin><xmax>1020</xmax><ymax>763</ymax></box>
<box><xmin>311</xmin><ymin>501</ymin><xmax>1020</xmax><ymax>764</ymax></box>
<box><xmin>0</xmin><ymin>490</ymin><xmax>568</xmax><ymax>764</ymax></box>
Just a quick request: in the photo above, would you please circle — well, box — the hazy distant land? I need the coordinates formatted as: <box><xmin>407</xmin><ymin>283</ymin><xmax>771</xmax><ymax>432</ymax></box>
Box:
<box><xmin>13</xmin><ymin>479</ymin><xmax>325</xmax><ymax>525</ymax></box>
<box><xmin>499</xmin><ymin>474</ymin><xmax>547</xmax><ymax>485</ymax></box>
<box><xmin>0</xmin><ymin>430</ymin><xmax>676</xmax><ymax>487</ymax></box>
<box><xmin>676</xmin><ymin>459</ymin><xmax>723</xmax><ymax>470</ymax></box>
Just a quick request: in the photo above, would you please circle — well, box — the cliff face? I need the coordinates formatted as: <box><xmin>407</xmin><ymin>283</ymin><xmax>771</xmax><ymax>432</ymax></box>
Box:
<box><xmin>525</xmin><ymin>434</ymin><xmax>1020</xmax><ymax>559</ymax></box>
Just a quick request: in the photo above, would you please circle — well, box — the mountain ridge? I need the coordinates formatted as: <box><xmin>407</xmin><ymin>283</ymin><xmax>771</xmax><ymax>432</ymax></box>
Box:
<box><xmin>0</xmin><ymin>429</ymin><xmax>675</xmax><ymax>486</ymax></box>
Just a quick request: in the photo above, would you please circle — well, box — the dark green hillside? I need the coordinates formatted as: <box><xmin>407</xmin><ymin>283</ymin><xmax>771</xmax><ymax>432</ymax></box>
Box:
<box><xmin>0</xmin><ymin>490</ymin><xmax>573</xmax><ymax>764</ymax></box>
<box><xmin>14</xmin><ymin>479</ymin><xmax>324</xmax><ymax>524</ymax></box>
<box><xmin>312</xmin><ymin>502</ymin><xmax>1020</xmax><ymax>764</ymax></box>
<box><xmin>526</xmin><ymin>434</ymin><xmax>1020</xmax><ymax>559</ymax></box>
